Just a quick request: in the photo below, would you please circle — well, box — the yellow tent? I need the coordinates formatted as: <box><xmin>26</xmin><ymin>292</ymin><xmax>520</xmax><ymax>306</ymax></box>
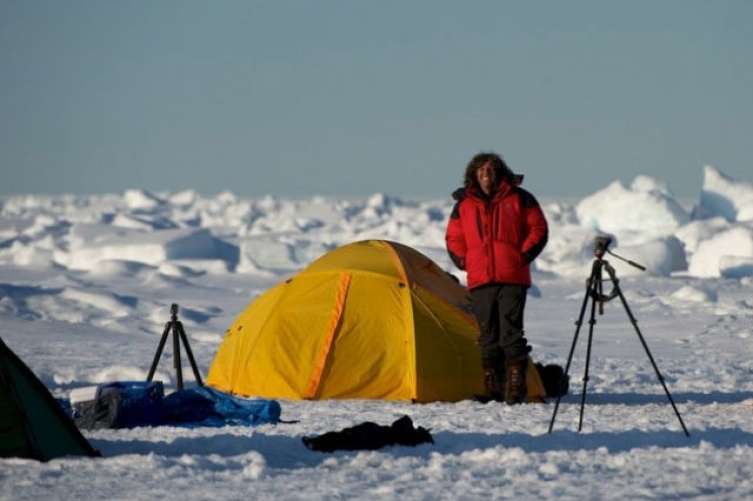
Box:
<box><xmin>207</xmin><ymin>239</ymin><xmax>545</xmax><ymax>403</ymax></box>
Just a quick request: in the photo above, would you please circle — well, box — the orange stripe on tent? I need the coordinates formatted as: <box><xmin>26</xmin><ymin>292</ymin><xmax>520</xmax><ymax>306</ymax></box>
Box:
<box><xmin>304</xmin><ymin>272</ymin><xmax>352</xmax><ymax>399</ymax></box>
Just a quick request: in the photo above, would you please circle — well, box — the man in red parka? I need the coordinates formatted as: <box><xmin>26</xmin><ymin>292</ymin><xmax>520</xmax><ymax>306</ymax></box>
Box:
<box><xmin>446</xmin><ymin>152</ymin><xmax>548</xmax><ymax>404</ymax></box>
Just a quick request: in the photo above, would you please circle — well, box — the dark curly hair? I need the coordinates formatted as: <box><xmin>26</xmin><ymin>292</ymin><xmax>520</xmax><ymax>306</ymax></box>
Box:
<box><xmin>463</xmin><ymin>152</ymin><xmax>513</xmax><ymax>190</ymax></box>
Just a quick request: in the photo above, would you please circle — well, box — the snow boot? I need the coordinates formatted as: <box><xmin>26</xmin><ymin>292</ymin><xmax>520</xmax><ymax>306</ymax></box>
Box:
<box><xmin>474</xmin><ymin>367</ymin><xmax>504</xmax><ymax>403</ymax></box>
<box><xmin>504</xmin><ymin>362</ymin><xmax>527</xmax><ymax>405</ymax></box>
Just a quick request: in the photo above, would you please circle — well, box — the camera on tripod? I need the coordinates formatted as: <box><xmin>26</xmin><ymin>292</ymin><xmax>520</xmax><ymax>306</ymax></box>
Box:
<box><xmin>593</xmin><ymin>235</ymin><xmax>612</xmax><ymax>257</ymax></box>
<box><xmin>548</xmin><ymin>233</ymin><xmax>687</xmax><ymax>436</ymax></box>
<box><xmin>591</xmin><ymin>235</ymin><xmax>646</xmax><ymax>272</ymax></box>
<box><xmin>146</xmin><ymin>303</ymin><xmax>204</xmax><ymax>391</ymax></box>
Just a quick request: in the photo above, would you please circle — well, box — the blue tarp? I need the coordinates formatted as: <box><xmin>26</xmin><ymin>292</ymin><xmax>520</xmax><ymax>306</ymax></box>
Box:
<box><xmin>67</xmin><ymin>382</ymin><xmax>281</xmax><ymax>429</ymax></box>
<box><xmin>161</xmin><ymin>386</ymin><xmax>282</xmax><ymax>427</ymax></box>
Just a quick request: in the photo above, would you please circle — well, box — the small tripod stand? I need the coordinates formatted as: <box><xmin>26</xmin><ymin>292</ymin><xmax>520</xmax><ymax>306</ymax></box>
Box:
<box><xmin>146</xmin><ymin>303</ymin><xmax>204</xmax><ymax>391</ymax></box>
<box><xmin>548</xmin><ymin>237</ymin><xmax>689</xmax><ymax>437</ymax></box>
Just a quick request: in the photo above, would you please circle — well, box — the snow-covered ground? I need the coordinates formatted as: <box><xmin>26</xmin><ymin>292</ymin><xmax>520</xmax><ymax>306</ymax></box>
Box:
<box><xmin>2</xmin><ymin>165</ymin><xmax>753</xmax><ymax>500</ymax></box>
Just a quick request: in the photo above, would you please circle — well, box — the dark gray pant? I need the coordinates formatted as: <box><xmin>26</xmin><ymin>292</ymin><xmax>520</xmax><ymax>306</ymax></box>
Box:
<box><xmin>470</xmin><ymin>284</ymin><xmax>529</xmax><ymax>367</ymax></box>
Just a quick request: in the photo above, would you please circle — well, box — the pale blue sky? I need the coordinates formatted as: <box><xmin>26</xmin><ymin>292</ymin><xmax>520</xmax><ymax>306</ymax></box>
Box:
<box><xmin>2</xmin><ymin>1</ymin><xmax>752</xmax><ymax>199</ymax></box>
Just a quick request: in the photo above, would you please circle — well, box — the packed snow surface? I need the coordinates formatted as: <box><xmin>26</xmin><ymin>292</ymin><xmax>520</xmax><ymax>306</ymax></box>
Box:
<box><xmin>2</xmin><ymin>165</ymin><xmax>753</xmax><ymax>500</ymax></box>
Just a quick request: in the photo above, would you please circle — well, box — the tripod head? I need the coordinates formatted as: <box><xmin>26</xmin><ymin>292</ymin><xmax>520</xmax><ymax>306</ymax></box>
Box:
<box><xmin>593</xmin><ymin>235</ymin><xmax>612</xmax><ymax>260</ymax></box>
<box><xmin>588</xmin><ymin>236</ymin><xmax>646</xmax><ymax>311</ymax></box>
<box><xmin>592</xmin><ymin>235</ymin><xmax>646</xmax><ymax>271</ymax></box>
<box><xmin>170</xmin><ymin>303</ymin><xmax>179</xmax><ymax>321</ymax></box>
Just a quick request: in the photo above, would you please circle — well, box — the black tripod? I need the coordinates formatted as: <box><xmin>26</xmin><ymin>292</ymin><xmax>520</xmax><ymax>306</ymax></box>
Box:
<box><xmin>548</xmin><ymin>237</ymin><xmax>690</xmax><ymax>437</ymax></box>
<box><xmin>146</xmin><ymin>303</ymin><xmax>204</xmax><ymax>391</ymax></box>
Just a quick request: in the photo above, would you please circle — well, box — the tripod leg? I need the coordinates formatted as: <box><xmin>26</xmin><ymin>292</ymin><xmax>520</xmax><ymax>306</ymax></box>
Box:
<box><xmin>176</xmin><ymin>322</ymin><xmax>204</xmax><ymax>386</ymax></box>
<box><xmin>604</xmin><ymin>265</ymin><xmax>690</xmax><ymax>437</ymax></box>
<box><xmin>549</xmin><ymin>262</ymin><xmax>600</xmax><ymax>433</ymax></box>
<box><xmin>146</xmin><ymin>322</ymin><xmax>172</xmax><ymax>381</ymax></box>
<box><xmin>172</xmin><ymin>325</ymin><xmax>184</xmax><ymax>391</ymax></box>
<box><xmin>578</xmin><ymin>289</ymin><xmax>600</xmax><ymax>432</ymax></box>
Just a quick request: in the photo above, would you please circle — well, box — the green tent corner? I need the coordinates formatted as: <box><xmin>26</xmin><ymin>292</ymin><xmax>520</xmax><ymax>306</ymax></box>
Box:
<box><xmin>1</xmin><ymin>337</ymin><xmax>99</xmax><ymax>461</ymax></box>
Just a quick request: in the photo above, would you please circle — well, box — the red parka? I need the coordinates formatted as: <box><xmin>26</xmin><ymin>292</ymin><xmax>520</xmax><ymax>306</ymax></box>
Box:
<box><xmin>445</xmin><ymin>178</ymin><xmax>548</xmax><ymax>290</ymax></box>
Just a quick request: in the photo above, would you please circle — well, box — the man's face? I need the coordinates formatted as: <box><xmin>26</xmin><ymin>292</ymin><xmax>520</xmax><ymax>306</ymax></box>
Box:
<box><xmin>476</xmin><ymin>162</ymin><xmax>496</xmax><ymax>195</ymax></box>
